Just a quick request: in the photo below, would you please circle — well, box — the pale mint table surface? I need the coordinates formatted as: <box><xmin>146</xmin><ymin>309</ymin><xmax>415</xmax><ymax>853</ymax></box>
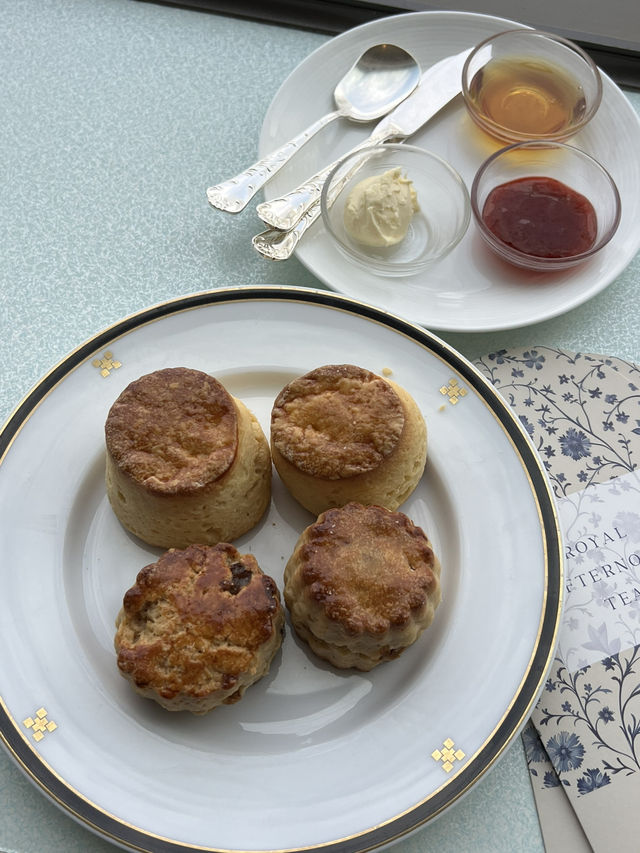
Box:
<box><xmin>1</xmin><ymin>1</ymin><xmax>638</xmax><ymax>852</ymax></box>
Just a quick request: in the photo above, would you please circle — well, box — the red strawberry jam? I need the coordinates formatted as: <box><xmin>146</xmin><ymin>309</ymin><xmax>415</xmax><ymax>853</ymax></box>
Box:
<box><xmin>482</xmin><ymin>176</ymin><xmax>597</xmax><ymax>258</ymax></box>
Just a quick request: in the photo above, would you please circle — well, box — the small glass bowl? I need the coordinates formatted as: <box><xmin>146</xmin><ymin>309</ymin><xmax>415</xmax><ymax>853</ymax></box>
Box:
<box><xmin>320</xmin><ymin>143</ymin><xmax>470</xmax><ymax>277</ymax></box>
<box><xmin>471</xmin><ymin>140</ymin><xmax>621</xmax><ymax>271</ymax></box>
<box><xmin>462</xmin><ymin>29</ymin><xmax>603</xmax><ymax>144</ymax></box>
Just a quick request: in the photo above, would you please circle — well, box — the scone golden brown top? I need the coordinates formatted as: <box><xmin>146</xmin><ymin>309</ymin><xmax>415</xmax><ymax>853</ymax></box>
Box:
<box><xmin>270</xmin><ymin>364</ymin><xmax>405</xmax><ymax>479</ymax></box>
<box><xmin>115</xmin><ymin>544</ymin><xmax>282</xmax><ymax>704</ymax></box>
<box><xmin>105</xmin><ymin>367</ymin><xmax>238</xmax><ymax>495</ymax></box>
<box><xmin>291</xmin><ymin>502</ymin><xmax>439</xmax><ymax>636</ymax></box>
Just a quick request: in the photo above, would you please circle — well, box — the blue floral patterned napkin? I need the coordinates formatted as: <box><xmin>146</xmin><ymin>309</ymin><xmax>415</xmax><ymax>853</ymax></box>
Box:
<box><xmin>476</xmin><ymin>347</ymin><xmax>640</xmax><ymax>853</ymax></box>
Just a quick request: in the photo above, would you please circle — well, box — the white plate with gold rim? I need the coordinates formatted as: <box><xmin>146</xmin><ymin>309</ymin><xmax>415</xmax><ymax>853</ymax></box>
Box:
<box><xmin>0</xmin><ymin>287</ymin><xmax>561</xmax><ymax>852</ymax></box>
<box><xmin>259</xmin><ymin>11</ymin><xmax>640</xmax><ymax>332</ymax></box>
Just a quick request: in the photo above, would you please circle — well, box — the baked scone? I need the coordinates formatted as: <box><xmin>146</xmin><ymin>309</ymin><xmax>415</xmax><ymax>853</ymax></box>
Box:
<box><xmin>284</xmin><ymin>502</ymin><xmax>441</xmax><ymax>671</ymax></box>
<box><xmin>105</xmin><ymin>367</ymin><xmax>271</xmax><ymax>549</ymax></box>
<box><xmin>115</xmin><ymin>543</ymin><xmax>284</xmax><ymax>713</ymax></box>
<box><xmin>270</xmin><ymin>364</ymin><xmax>426</xmax><ymax>516</ymax></box>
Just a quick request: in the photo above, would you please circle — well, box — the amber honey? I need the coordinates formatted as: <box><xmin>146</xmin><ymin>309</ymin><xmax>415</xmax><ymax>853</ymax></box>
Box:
<box><xmin>468</xmin><ymin>57</ymin><xmax>587</xmax><ymax>139</ymax></box>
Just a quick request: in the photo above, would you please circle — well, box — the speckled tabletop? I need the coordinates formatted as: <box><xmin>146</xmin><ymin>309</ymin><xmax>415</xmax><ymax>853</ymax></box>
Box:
<box><xmin>1</xmin><ymin>1</ymin><xmax>638</xmax><ymax>851</ymax></box>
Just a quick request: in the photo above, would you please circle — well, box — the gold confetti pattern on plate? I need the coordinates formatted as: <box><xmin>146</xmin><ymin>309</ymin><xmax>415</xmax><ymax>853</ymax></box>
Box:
<box><xmin>439</xmin><ymin>378</ymin><xmax>467</xmax><ymax>405</ymax></box>
<box><xmin>23</xmin><ymin>707</ymin><xmax>58</xmax><ymax>742</ymax></box>
<box><xmin>92</xmin><ymin>350</ymin><xmax>121</xmax><ymax>377</ymax></box>
<box><xmin>432</xmin><ymin>738</ymin><xmax>465</xmax><ymax>772</ymax></box>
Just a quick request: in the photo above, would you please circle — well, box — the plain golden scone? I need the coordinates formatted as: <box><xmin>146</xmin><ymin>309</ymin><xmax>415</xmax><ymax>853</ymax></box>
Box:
<box><xmin>270</xmin><ymin>364</ymin><xmax>426</xmax><ymax>515</ymax></box>
<box><xmin>114</xmin><ymin>544</ymin><xmax>284</xmax><ymax>713</ymax></box>
<box><xmin>105</xmin><ymin>367</ymin><xmax>271</xmax><ymax>549</ymax></box>
<box><xmin>284</xmin><ymin>502</ymin><xmax>441</xmax><ymax>671</ymax></box>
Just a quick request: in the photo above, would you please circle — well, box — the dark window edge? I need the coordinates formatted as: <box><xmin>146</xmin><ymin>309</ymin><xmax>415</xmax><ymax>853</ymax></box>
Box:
<box><xmin>136</xmin><ymin>0</ymin><xmax>640</xmax><ymax>89</ymax></box>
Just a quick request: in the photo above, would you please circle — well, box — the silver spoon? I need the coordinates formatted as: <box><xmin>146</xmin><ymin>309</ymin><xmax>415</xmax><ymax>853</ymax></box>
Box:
<box><xmin>206</xmin><ymin>44</ymin><xmax>420</xmax><ymax>213</ymax></box>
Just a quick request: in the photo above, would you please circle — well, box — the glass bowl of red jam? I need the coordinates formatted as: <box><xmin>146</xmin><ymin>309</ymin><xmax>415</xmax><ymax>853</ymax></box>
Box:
<box><xmin>462</xmin><ymin>29</ymin><xmax>603</xmax><ymax>144</ymax></box>
<box><xmin>470</xmin><ymin>140</ymin><xmax>621</xmax><ymax>271</ymax></box>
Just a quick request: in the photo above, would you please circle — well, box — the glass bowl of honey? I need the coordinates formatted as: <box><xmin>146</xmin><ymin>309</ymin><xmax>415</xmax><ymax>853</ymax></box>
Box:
<box><xmin>462</xmin><ymin>29</ymin><xmax>603</xmax><ymax>144</ymax></box>
<box><xmin>470</xmin><ymin>140</ymin><xmax>621</xmax><ymax>271</ymax></box>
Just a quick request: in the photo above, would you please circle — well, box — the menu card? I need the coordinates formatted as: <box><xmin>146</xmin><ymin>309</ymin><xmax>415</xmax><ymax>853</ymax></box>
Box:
<box><xmin>476</xmin><ymin>346</ymin><xmax>640</xmax><ymax>853</ymax></box>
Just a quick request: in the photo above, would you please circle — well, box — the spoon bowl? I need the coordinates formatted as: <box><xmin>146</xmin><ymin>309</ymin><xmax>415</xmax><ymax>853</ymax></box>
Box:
<box><xmin>206</xmin><ymin>44</ymin><xmax>420</xmax><ymax>213</ymax></box>
<box><xmin>334</xmin><ymin>43</ymin><xmax>422</xmax><ymax>121</ymax></box>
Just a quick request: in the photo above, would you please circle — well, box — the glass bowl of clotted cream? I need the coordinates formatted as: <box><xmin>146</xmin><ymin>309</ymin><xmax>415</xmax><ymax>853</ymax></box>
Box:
<box><xmin>320</xmin><ymin>143</ymin><xmax>470</xmax><ymax>277</ymax></box>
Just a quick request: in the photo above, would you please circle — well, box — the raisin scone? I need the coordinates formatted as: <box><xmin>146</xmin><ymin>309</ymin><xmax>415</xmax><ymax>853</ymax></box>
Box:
<box><xmin>115</xmin><ymin>543</ymin><xmax>284</xmax><ymax>713</ymax></box>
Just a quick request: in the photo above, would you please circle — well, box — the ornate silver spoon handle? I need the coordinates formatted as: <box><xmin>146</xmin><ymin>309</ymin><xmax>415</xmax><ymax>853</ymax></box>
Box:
<box><xmin>206</xmin><ymin>110</ymin><xmax>343</xmax><ymax>213</ymax></box>
<box><xmin>252</xmin><ymin>204</ymin><xmax>323</xmax><ymax>260</ymax></box>
<box><xmin>256</xmin><ymin>127</ymin><xmax>396</xmax><ymax>231</ymax></box>
<box><xmin>252</xmin><ymin>139</ymin><xmax>376</xmax><ymax>261</ymax></box>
